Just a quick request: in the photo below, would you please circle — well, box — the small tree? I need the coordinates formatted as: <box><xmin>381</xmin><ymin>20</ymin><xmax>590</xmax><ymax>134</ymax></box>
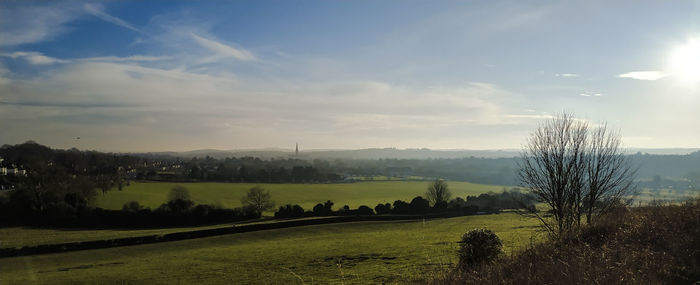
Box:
<box><xmin>584</xmin><ymin>124</ymin><xmax>636</xmax><ymax>223</ymax></box>
<box><xmin>241</xmin><ymin>186</ymin><xmax>275</xmax><ymax>215</ymax></box>
<box><xmin>518</xmin><ymin>113</ymin><xmax>636</xmax><ymax>236</ymax></box>
<box><xmin>160</xmin><ymin>185</ymin><xmax>194</xmax><ymax>215</ymax></box>
<box><xmin>518</xmin><ymin>113</ymin><xmax>588</xmax><ymax>236</ymax></box>
<box><xmin>168</xmin><ymin>185</ymin><xmax>191</xmax><ymax>201</ymax></box>
<box><xmin>95</xmin><ymin>174</ymin><xmax>113</xmax><ymax>196</ymax></box>
<box><xmin>426</xmin><ymin>179</ymin><xmax>452</xmax><ymax>207</ymax></box>
<box><xmin>457</xmin><ymin>228</ymin><xmax>502</xmax><ymax>269</ymax></box>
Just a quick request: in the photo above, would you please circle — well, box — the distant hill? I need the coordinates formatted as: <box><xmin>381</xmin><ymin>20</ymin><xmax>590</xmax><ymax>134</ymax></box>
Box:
<box><xmin>135</xmin><ymin>147</ymin><xmax>700</xmax><ymax>160</ymax></box>
<box><xmin>138</xmin><ymin>148</ymin><xmax>522</xmax><ymax>160</ymax></box>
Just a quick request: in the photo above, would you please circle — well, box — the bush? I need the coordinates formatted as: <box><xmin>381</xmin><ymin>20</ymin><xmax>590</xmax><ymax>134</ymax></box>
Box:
<box><xmin>122</xmin><ymin>201</ymin><xmax>144</xmax><ymax>212</ymax></box>
<box><xmin>275</xmin><ymin>204</ymin><xmax>306</xmax><ymax>218</ymax></box>
<box><xmin>158</xmin><ymin>199</ymin><xmax>194</xmax><ymax>215</ymax></box>
<box><xmin>458</xmin><ymin>228</ymin><xmax>502</xmax><ymax>268</ymax></box>
<box><xmin>356</xmin><ymin>205</ymin><xmax>374</xmax><ymax>215</ymax></box>
<box><xmin>375</xmin><ymin>203</ymin><xmax>392</xmax><ymax>215</ymax></box>
<box><xmin>409</xmin><ymin>196</ymin><xmax>430</xmax><ymax>214</ymax></box>
<box><xmin>312</xmin><ymin>200</ymin><xmax>334</xmax><ymax>216</ymax></box>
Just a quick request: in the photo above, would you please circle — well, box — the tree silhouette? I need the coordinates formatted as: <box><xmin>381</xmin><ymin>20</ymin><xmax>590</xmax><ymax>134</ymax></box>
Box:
<box><xmin>518</xmin><ymin>113</ymin><xmax>636</xmax><ymax>236</ymax></box>
<box><xmin>240</xmin><ymin>186</ymin><xmax>275</xmax><ymax>215</ymax></box>
<box><xmin>426</xmin><ymin>179</ymin><xmax>451</xmax><ymax>206</ymax></box>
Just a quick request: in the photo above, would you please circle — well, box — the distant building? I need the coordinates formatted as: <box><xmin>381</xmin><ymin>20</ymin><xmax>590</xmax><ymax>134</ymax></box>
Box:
<box><xmin>2</xmin><ymin>168</ymin><xmax>27</xmax><ymax>176</ymax></box>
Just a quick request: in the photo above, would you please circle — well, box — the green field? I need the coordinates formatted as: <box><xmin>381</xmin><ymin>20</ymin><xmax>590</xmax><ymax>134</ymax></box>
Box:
<box><xmin>96</xmin><ymin>181</ymin><xmax>507</xmax><ymax>212</ymax></box>
<box><xmin>0</xmin><ymin>218</ymin><xmax>326</xmax><ymax>249</ymax></box>
<box><xmin>0</xmin><ymin>224</ymin><xmax>238</xmax><ymax>249</ymax></box>
<box><xmin>631</xmin><ymin>188</ymin><xmax>700</xmax><ymax>204</ymax></box>
<box><xmin>0</xmin><ymin>213</ymin><xmax>542</xmax><ymax>284</ymax></box>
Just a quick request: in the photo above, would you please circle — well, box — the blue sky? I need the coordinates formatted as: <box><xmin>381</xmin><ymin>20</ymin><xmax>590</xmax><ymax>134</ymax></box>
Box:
<box><xmin>1</xmin><ymin>1</ymin><xmax>699</xmax><ymax>152</ymax></box>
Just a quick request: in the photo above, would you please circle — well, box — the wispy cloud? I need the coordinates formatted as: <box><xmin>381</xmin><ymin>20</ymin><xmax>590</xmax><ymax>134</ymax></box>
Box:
<box><xmin>0</xmin><ymin>52</ymin><xmax>67</xmax><ymax>65</ymax></box>
<box><xmin>618</xmin><ymin>71</ymin><xmax>668</xmax><ymax>81</ymax></box>
<box><xmin>579</xmin><ymin>92</ymin><xmax>603</xmax><ymax>97</ymax></box>
<box><xmin>0</xmin><ymin>3</ymin><xmax>83</xmax><ymax>46</ymax></box>
<box><xmin>79</xmin><ymin>55</ymin><xmax>171</xmax><ymax>62</ymax></box>
<box><xmin>0</xmin><ymin>100</ymin><xmax>136</xmax><ymax>108</ymax></box>
<box><xmin>0</xmin><ymin>58</ymin><xmax>523</xmax><ymax>150</ymax></box>
<box><xmin>555</xmin><ymin>73</ymin><xmax>579</xmax><ymax>77</ymax></box>
<box><xmin>84</xmin><ymin>3</ymin><xmax>143</xmax><ymax>34</ymax></box>
<box><xmin>0</xmin><ymin>64</ymin><xmax>10</xmax><ymax>85</ymax></box>
<box><xmin>190</xmin><ymin>33</ymin><xmax>256</xmax><ymax>62</ymax></box>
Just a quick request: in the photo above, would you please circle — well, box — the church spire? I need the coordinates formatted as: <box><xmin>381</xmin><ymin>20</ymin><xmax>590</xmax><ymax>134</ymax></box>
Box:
<box><xmin>295</xmin><ymin>143</ymin><xmax>299</xmax><ymax>156</ymax></box>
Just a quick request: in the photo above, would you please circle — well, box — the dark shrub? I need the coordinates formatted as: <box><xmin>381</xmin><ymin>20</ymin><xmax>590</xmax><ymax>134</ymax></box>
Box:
<box><xmin>392</xmin><ymin>200</ymin><xmax>410</xmax><ymax>214</ymax></box>
<box><xmin>275</xmin><ymin>204</ymin><xmax>305</xmax><ymax>218</ymax></box>
<box><xmin>159</xmin><ymin>199</ymin><xmax>194</xmax><ymax>215</ymax></box>
<box><xmin>432</xmin><ymin>201</ymin><xmax>448</xmax><ymax>211</ymax></box>
<box><xmin>312</xmin><ymin>200</ymin><xmax>334</xmax><ymax>216</ymax></box>
<box><xmin>122</xmin><ymin>201</ymin><xmax>144</xmax><ymax>212</ymax></box>
<box><xmin>409</xmin><ymin>196</ymin><xmax>430</xmax><ymax>214</ymax></box>
<box><xmin>357</xmin><ymin>205</ymin><xmax>374</xmax><ymax>215</ymax></box>
<box><xmin>192</xmin><ymin>204</ymin><xmax>212</xmax><ymax>218</ymax></box>
<box><xmin>375</xmin><ymin>203</ymin><xmax>392</xmax><ymax>215</ymax></box>
<box><xmin>448</xmin><ymin>197</ymin><xmax>467</xmax><ymax>208</ymax></box>
<box><xmin>64</xmin><ymin>193</ymin><xmax>88</xmax><ymax>209</ymax></box>
<box><xmin>312</xmin><ymin>203</ymin><xmax>324</xmax><ymax>216</ymax></box>
<box><xmin>458</xmin><ymin>228</ymin><xmax>502</xmax><ymax>268</ymax></box>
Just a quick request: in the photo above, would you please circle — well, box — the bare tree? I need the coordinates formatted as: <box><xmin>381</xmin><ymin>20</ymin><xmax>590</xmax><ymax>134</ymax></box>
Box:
<box><xmin>241</xmin><ymin>186</ymin><xmax>275</xmax><ymax>215</ymax></box>
<box><xmin>584</xmin><ymin>124</ymin><xmax>636</xmax><ymax>223</ymax></box>
<box><xmin>518</xmin><ymin>113</ymin><xmax>636</xmax><ymax>236</ymax></box>
<box><xmin>426</xmin><ymin>179</ymin><xmax>452</xmax><ymax>206</ymax></box>
<box><xmin>168</xmin><ymin>185</ymin><xmax>191</xmax><ymax>201</ymax></box>
<box><xmin>518</xmin><ymin>113</ymin><xmax>589</xmax><ymax>236</ymax></box>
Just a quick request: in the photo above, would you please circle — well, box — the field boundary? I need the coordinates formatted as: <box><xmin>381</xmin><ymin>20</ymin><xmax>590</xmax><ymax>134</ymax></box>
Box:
<box><xmin>0</xmin><ymin>213</ymin><xmax>465</xmax><ymax>258</ymax></box>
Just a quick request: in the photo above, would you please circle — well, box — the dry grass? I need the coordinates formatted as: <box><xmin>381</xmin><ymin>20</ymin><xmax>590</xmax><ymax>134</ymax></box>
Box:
<box><xmin>432</xmin><ymin>198</ymin><xmax>700</xmax><ymax>285</ymax></box>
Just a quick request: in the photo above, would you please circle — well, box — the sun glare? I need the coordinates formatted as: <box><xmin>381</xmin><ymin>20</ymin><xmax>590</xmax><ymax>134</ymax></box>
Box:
<box><xmin>669</xmin><ymin>38</ymin><xmax>700</xmax><ymax>84</ymax></box>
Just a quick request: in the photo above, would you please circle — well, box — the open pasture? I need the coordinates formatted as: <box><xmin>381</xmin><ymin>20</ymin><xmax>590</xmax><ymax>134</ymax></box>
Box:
<box><xmin>0</xmin><ymin>213</ymin><xmax>542</xmax><ymax>284</ymax></box>
<box><xmin>0</xmin><ymin>224</ymin><xmax>240</xmax><ymax>249</ymax></box>
<box><xmin>96</xmin><ymin>181</ymin><xmax>507</xmax><ymax>211</ymax></box>
<box><xmin>631</xmin><ymin>188</ymin><xmax>700</xmax><ymax>204</ymax></box>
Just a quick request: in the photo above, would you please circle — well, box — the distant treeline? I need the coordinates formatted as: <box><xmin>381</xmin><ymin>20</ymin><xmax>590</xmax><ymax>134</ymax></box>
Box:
<box><xmin>183</xmin><ymin>158</ymin><xmax>342</xmax><ymax>183</ymax></box>
<box><xmin>0</xmin><ymin>186</ymin><xmax>259</xmax><ymax>228</ymax></box>
<box><xmin>0</xmin><ymin>199</ymin><xmax>258</xmax><ymax>228</ymax></box>
<box><xmin>0</xmin><ymin>142</ymin><xmax>138</xmax><ymax>226</ymax></box>
<box><xmin>140</xmin><ymin>151</ymin><xmax>700</xmax><ymax>188</ymax></box>
<box><xmin>5</xmin><ymin>141</ymin><xmax>700</xmax><ymax>188</ymax></box>
<box><xmin>0</xmin><ymin>142</ymin><xmax>262</xmax><ymax>227</ymax></box>
<box><xmin>274</xmin><ymin>190</ymin><xmax>536</xmax><ymax>219</ymax></box>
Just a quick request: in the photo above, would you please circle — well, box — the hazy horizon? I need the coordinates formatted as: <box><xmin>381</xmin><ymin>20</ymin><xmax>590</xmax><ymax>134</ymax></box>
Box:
<box><xmin>2</xmin><ymin>1</ymin><xmax>700</xmax><ymax>152</ymax></box>
<box><xmin>3</xmin><ymin>140</ymin><xmax>698</xmax><ymax>156</ymax></box>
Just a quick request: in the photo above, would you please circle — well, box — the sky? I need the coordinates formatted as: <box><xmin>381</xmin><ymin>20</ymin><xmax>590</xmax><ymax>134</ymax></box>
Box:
<box><xmin>1</xmin><ymin>1</ymin><xmax>700</xmax><ymax>152</ymax></box>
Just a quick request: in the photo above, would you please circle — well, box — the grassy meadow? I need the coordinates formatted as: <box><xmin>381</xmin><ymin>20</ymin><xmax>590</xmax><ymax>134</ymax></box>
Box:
<box><xmin>95</xmin><ymin>181</ymin><xmax>508</xmax><ymax>212</ymax></box>
<box><xmin>631</xmin><ymin>187</ymin><xmax>700</xmax><ymax>204</ymax></box>
<box><xmin>0</xmin><ymin>213</ymin><xmax>543</xmax><ymax>284</ymax></box>
<box><xmin>0</xmin><ymin>224</ymin><xmax>239</xmax><ymax>249</ymax></box>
